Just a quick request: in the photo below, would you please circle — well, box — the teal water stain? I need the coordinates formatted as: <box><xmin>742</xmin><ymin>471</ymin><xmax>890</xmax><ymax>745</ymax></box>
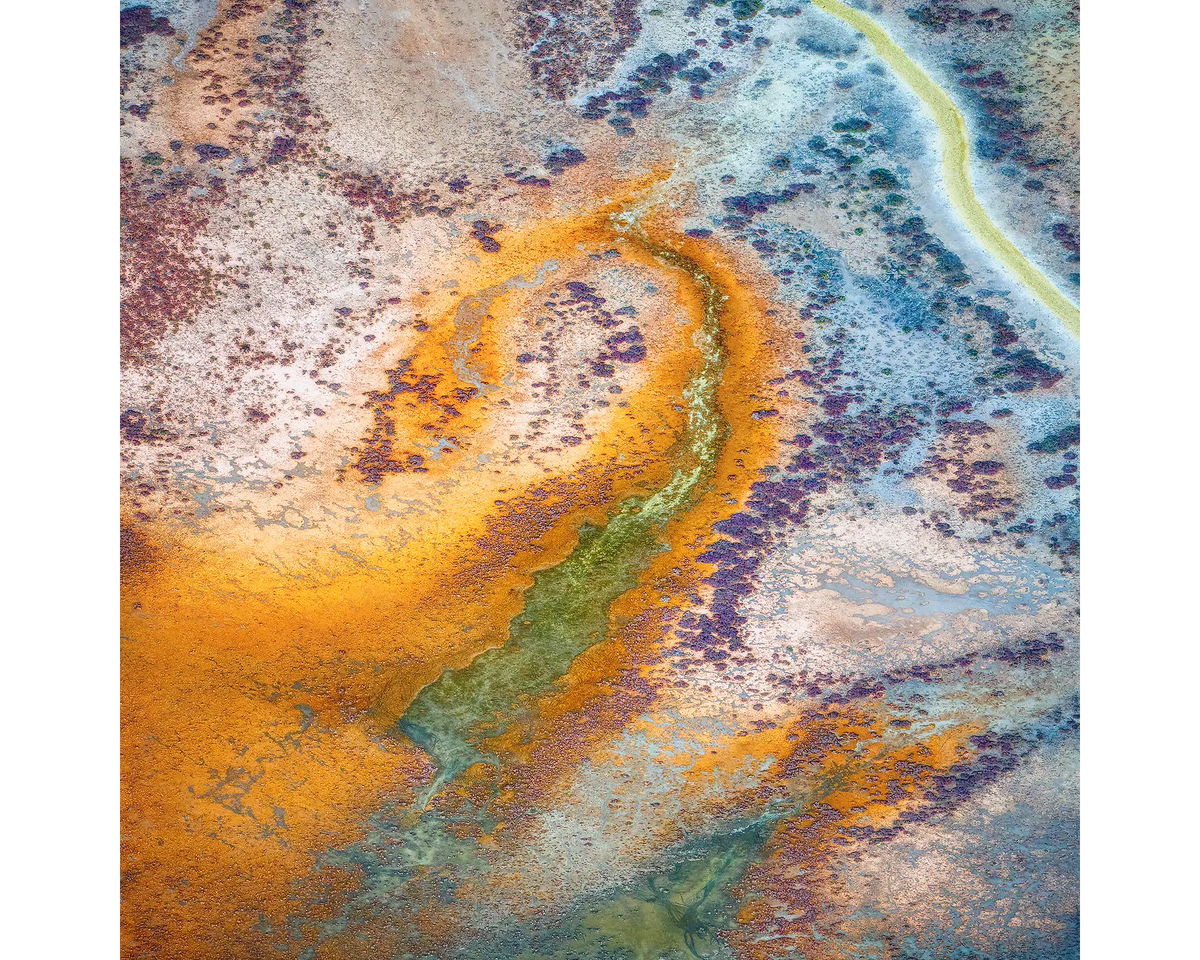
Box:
<box><xmin>520</xmin><ymin>827</ymin><xmax>766</xmax><ymax>960</ymax></box>
<box><xmin>477</xmin><ymin>756</ymin><xmax>875</xmax><ymax>960</ymax></box>
<box><xmin>397</xmin><ymin>234</ymin><xmax>730</xmax><ymax>803</ymax></box>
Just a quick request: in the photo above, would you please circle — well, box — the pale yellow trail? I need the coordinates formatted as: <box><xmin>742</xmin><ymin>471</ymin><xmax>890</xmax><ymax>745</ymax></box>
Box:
<box><xmin>811</xmin><ymin>0</ymin><xmax>1081</xmax><ymax>339</ymax></box>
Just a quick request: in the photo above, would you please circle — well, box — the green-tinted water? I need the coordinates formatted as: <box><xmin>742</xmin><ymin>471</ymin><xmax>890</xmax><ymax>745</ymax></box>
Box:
<box><xmin>474</xmin><ymin>758</ymin><xmax>872</xmax><ymax>959</ymax></box>
<box><xmin>396</xmin><ymin>235</ymin><xmax>729</xmax><ymax>801</ymax></box>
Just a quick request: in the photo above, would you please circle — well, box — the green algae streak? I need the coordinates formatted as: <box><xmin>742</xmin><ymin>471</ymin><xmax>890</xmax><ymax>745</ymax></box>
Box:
<box><xmin>397</xmin><ymin>231</ymin><xmax>730</xmax><ymax>802</ymax></box>
<box><xmin>811</xmin><ymin>0</ymin><xmax>1081</xmax><ymax>339</ymax></box>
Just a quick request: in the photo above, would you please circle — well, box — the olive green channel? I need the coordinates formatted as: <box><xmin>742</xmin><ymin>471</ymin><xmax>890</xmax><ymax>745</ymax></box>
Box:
<box><xmin>812</xmin><ymin>0</ymin><xmax>1080</xmax><ymax>339</ymax></box>
<box><xmin>397</xmin><ymin>233</ymin><xmax>729</xmax><ymax>802</ymax></box>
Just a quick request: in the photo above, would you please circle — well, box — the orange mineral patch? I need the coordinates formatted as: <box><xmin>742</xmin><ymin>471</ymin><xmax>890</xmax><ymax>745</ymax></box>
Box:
<box><xmin>120</xmin><ymin>178</ymin><xmax>771</xmax><ymax>958</ymax></box>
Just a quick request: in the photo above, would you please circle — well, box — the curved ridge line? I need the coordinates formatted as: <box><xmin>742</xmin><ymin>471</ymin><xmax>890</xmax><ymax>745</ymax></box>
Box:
<box><xmin>811</xmin><ymin>0</ymin><xmax>1080</xmax><ymax>339</ymax></box>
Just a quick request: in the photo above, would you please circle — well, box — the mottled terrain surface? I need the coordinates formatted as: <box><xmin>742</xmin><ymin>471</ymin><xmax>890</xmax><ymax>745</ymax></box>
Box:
<box><xmin>120</xmin><ymin>1</ymin><xmax>1080</xmax><ymax>957</ymax></box>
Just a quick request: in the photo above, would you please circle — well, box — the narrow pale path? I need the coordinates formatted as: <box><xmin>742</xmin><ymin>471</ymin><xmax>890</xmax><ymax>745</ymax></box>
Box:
<box><xmin>812</xmin><ymin>0</ymin><xmax>1081</xmax><ymax>339</ymax></box>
